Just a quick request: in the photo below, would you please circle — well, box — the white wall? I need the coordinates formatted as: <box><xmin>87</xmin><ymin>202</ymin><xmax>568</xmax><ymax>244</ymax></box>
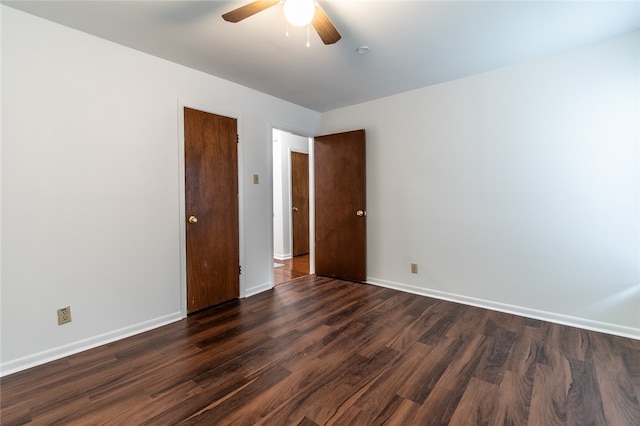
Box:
<box><xmin>322</xmin><ymin>31</ymin><xmax>640</xmax><ymax>338</ymax></box>
<box><xmin>0</xmin><ymin>6</ymin><xmax>320</xmax><ymax>374</ymax></box>
<box><xmin>272</xmin><ymin>129</ymin><xmax>309</xmax><ymax>260</ymax></box>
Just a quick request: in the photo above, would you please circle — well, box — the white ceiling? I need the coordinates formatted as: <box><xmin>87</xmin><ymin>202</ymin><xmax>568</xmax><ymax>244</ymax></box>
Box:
<box><xmin>4</xmin><ymin>0</ymin><xmax>640</xmax><ymax>112</ymax></box>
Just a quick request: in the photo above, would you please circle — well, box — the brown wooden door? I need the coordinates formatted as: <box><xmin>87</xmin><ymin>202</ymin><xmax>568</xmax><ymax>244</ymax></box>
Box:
<box><xmin>314</xmin><ymin>129</ymin><xmax>366</xmax><ymax>282</ymax></box>
<box><xmin>184</xmin><ymin>107</ymin><xmax>239</xmax><ymax>313</ymax></box>
<box><xmin>291</xmin><ymin>152</ymin><xmax>309</xmax><ymax>256</ymax></box>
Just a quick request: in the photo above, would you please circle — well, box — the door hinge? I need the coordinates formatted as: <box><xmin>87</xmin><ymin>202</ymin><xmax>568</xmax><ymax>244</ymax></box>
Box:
<box><xmin>236</xmin><ymin>134</ymin><xmax>239</xmax><ymax>143</ymax></box>
<box><xmin>239</xmin><ymin>265</ymin><xmax>242</xmax><ymax>275</ymax></box>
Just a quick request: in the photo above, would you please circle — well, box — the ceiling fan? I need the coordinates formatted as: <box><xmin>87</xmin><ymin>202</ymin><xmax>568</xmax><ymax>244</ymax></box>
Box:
<box><xmin>222</xmin><ymin>0</ymin><xmax>341</xmax><ymax>45</ymax></box>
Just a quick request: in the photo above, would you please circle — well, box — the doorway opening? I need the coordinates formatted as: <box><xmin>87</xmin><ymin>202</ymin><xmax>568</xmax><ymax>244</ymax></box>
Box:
<box><xmin>273</xmin><ymin>128</ymin><xmax>312</xmax><ymax>286</ymax></box>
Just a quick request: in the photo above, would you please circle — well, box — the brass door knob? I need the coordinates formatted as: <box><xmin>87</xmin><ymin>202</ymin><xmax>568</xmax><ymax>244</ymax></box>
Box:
<box><xmin>188</xmin><ymin>215</ymin><xmax>198</xmax><ymax>224</ymax></box>
<box><xmin>292</xmin><ymin>207</ymin><xmax>299</xmax><ymax>212</ymax></box>
<box><xmin>356</xmin><ymin>210</ymin><xmax>366</xmax><ymax>217</ymax></box>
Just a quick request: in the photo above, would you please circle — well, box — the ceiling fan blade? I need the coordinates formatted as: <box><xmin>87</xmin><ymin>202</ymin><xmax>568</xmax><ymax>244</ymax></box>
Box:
<box><xmin>312</xmin><ymin>3</ymin><xmax>341</xmax><ymax>45</ymax></box>
<box><xmin>222</xmin><ymin>0</ymin><xmax>280</xmax><ymax>23</ymax></box>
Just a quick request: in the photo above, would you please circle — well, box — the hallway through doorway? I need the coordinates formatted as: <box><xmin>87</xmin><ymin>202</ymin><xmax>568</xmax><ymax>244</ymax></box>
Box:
<box><xmin>274</xmin><ymin>254</ymin><xmax>310</xmax><ymax>286</ymax></box>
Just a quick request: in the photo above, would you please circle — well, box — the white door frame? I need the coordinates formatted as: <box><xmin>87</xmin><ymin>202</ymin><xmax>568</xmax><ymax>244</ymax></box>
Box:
<box><xmin>270</xmin><ymin>126</ymin><xmax>315</xmax><ymax>285</ymax></box>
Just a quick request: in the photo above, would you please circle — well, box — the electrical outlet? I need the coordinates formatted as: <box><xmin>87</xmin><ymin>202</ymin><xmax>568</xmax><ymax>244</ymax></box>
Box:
<box><xmin>411</xmin><ymin>263</ymin><xmax>418</xmax><ymax>274</ymax></box>
<box><xmin>57</xmin><ymin>306</ymin><xmax>72</xmax><ymax>325</ymax></box>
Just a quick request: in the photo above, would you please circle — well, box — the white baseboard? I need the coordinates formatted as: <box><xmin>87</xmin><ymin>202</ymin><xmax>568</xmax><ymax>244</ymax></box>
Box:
<box><xmin>367</xmin><ymin>277</ymin><xmax>640</xmax><ymax>341</ymax></box>
<box><xmin>0</xmin><ymin>312</ymin><xmax>183</xmax><ymax>377</ymax></box>
<box><xmin>245</xmin><ymin>281</ymin><xmax>273</xmax><ymax>298</ymax></box>
<box><xmin>274</xmin><ymin>253</ymin><xmax>292</xmax><ymax>261</ymax></box>
<box><xmin>5</xmin><ymin>278</ymin><xmax>636</xmax><ymax>377</ymax></box>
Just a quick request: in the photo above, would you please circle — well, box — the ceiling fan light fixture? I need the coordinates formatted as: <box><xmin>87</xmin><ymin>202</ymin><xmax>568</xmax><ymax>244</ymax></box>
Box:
<box><xmin>283</xmin><ymin>0</ymin><xmax>316</xmax><ymax>26</ymax></box>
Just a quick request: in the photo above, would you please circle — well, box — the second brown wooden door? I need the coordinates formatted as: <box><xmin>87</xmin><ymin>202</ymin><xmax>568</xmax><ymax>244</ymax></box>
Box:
<box><xmin>314</xmin><ymin>129</ymin><xmax>366</xmax><ymax>282</ymax></box>
<box><xmin>184</xmin><ymin>107</ymin><xmax>239</xmax><ymax>313</ymax></box>
<box><xmin>291</xmin><ymin>152</ymin><xmax>310</xmax><ymax>256</ymax></box>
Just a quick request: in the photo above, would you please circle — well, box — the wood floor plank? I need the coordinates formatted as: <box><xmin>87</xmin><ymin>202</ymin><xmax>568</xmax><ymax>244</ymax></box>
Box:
<box><xmin>182</xmin><ymin>364</ymin><xmax>292</xmax><ymax>425</ymax></box>
<box><xmin>417</xmin><ymin>303</ymin><xmax>464</xmax><ymax>346</ymax></box>
<box><xmin>387</xmin><ymin>303</ymin><xmax>442</xmax><ymax>351</ymax></box>
<box><xmin>255</xmin><ymin>357</ymin><xmax>360</xmax><ymax>424</ymax></box>
<box><xmin>106</xmin><ymin>380</ymin><xmax>203</xmax><ymax>425</ymax></box>
<box><xmin>445</xmin><ymin>304</ymin><xmax>489</xmax><ymax>340</ymax></box>
<box><xmin>492</xmin><ymin>370</ymin><xmax>533</xmax><ymax>425</ymax></box>
<box><xmin>591</xmin><ymin>334</ymin><xmax>640</xmax><ymax>425</ymax></box>
<box><xmin>566</xmin><ymin>358</ymin><xmax>607</xmax><ymax>426</ymax></box>
<box><xmin>397</xmin><ymin>337</ymin><xmax>464</xmax><ymax>404</ymax></box>
<box><xmin>216</xmin><ymin>359</ymin><xmax>331</xmax><ymax>424</ymax></box>
<box><xmin>492</xmin><ymin>333</ymin><xmax>539</xmax><ymax>424</ymax></box>
<box><xmin>352</xmin><ymin>341</ymin><xmax>437</xmax><ymax>417</ymax></box>
<box><xmin>409</xmin><ymin>334</ymin><xmax>488</xmax><ymax>424</ymax></box>
<box><xmin>324</xmin><ymin>404</ymin><xmax>363</xmax><ymax>425</ymax></box>
<box><xmin>448</xmin><ymin>377</ymin><xmax>499</xmax><ymax>425</ymax></box>
<box><xmin>382</xmin><ymin>398</ymin><xmax>420</xmax><ymax>425</ymax></box>
<box><xmin>528</xmin><ymin>352</ymin><xmax>571</xmax><ymax>425</ymax></box>
<box><xmin>304</xmin><ymin>348</ymin><xmax>401</xmax><ymax>424</ymax></box>
<box><xmin>474</xmin><ymin>326</ymin><xmax>518</xmax><ymax>385</ymax></box>
<box><xmin>2</xmin><ymin>275</ymin><xmax>639</xmax><ymax>425</ymax></box>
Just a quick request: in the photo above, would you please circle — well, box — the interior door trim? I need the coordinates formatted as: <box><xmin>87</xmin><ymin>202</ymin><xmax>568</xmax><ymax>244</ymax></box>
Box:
<box><xmin>177</xmin><ymin>99</ymin><xmax>246</xmax><ymax>317</ymax></box>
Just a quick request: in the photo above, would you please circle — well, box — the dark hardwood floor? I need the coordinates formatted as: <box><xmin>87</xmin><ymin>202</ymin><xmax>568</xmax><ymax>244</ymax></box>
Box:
<box><xmin>274</xmin><ymin>254</ymin><xmax>310</xmax><ymax>286</ymax></box>
<box><xmin>2</xmin><ymin>275</ymin><xmax>639</xmax><ymax>425</ymax></box>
